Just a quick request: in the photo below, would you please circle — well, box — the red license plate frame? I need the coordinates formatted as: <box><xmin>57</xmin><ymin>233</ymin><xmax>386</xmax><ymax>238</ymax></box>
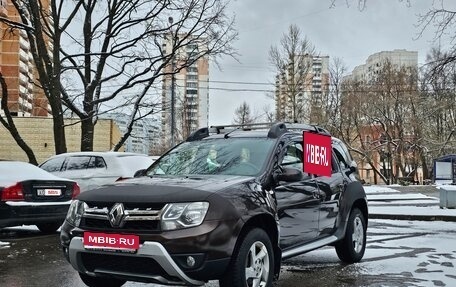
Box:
<box><xmin>83</xmin><ymin>232</ymin><xmax>140</xmax><ymax>252</ymax></box>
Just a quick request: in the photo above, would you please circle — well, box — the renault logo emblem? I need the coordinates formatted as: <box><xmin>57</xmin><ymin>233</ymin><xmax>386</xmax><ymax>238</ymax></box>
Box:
<box><xmin>109</xmin><ymin>203</ymin><xmax>125</xmax><ymax>227</ymax></box>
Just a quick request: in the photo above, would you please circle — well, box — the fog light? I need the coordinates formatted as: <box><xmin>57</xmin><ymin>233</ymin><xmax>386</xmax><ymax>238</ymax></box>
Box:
<box><xmin>187</xmin><ymin>256</ymin><xmax>196</xmax><ymax>267</ymax></box>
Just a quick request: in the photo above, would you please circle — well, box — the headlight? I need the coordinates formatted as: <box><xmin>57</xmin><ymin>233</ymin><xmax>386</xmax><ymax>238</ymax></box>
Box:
<box><xmin>65</xmin><ymin>200</ymin><xmax>87</xmax><ymax>227</ymax></box>
<box><xmin>161</xmin><ymin>202</ymin><xmax>209</xmax><ymax>231</ymax></box>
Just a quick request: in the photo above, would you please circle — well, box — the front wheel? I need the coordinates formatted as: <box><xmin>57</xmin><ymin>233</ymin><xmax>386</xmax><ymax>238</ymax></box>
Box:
<box><xmin>335</xmin><ymin>207</ymin><xmax>366</xmax><ymax>263</ymax></box>
<box><xmin>79</xmin><ymin>273</ymin><xmax>126</xmax><ymax>287</ymax></box>
<box><xmin>219</xmin><ymin>228</ymin><xmax>274</xmax><ymax>287</ymax></box>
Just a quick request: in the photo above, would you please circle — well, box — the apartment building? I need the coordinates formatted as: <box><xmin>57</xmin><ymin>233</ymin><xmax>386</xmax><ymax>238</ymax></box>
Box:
<box><xmin>161</xmin><ymin>34</ymin><xmax>209</xmax><ymax>147</ymax></box>
<box><xmin>344</xmin><ymin>49</ymin><xmax>420</xmax><ymax>184</ymax></box>
<box><xmin>101</xmin><ymin>113</ymin><xmax>161</xmax><ymax>155</ymax></box>
<box><xmin>345</xmin><ymin>49</ymin><xmax>418</xmax><ymax>82</ymax></box>
<box><xmin>0</xmin><ymin>0</ymin><xmax>50</xmax><ymax>117</ymax></box>
<box><xmin>274</xmin><ymin>55</ymin><xmax>329</xmax><ymax>123</ymax></box>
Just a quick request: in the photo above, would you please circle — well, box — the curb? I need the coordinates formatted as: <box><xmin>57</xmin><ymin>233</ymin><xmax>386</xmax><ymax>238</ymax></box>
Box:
<box><xmin>369</xmin><ymin>213</ymin><xmax>456</xmax><ymax>222</ymax></box>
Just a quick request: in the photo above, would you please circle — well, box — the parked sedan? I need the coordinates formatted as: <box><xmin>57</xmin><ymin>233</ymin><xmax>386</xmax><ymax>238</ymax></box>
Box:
<box><xmin>0</xmin><ymin>161</ymin><xmax>80</xmax><ymax>233</ymax></box>
<box><xmin>39</xmin><ymin>152</ymin><xmax>154</xmax><ymax>192</ymax></box>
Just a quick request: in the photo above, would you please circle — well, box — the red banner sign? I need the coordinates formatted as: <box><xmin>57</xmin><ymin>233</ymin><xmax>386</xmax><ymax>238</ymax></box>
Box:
<box><xmin>84</xmin><ymin>232</ymin><xmax>139</xmax><ymax>251</ymax></box>
<box><xmin>303</xmin><ymin>131</ymin><xmax>332</xmax><ymax>177</ymax></box>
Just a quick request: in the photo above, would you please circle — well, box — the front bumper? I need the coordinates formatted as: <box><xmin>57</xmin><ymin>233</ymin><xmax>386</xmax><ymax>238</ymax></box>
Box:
<box><xmin>0</xmin><ymin>201</ymin><xmax>71</xmax><ymax>228</ymax></box>
<box><xmin>67</xmin><ymin>237</ymin><xmax>229</xmax><ymax>286</ymax></box>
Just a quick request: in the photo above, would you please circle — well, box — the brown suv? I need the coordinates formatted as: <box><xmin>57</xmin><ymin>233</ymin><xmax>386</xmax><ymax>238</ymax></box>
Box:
<box><xmin>60</xmin><ymin>122</ymin><xmax>368</xmax><ymax>287</ymax></box>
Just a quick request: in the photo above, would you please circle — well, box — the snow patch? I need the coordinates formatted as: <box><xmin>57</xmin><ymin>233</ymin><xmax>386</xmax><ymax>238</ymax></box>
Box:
<box><xmin>364</xmin><ymin>186</ymin><xmax>400</xmax><ymax>194</ymax></box>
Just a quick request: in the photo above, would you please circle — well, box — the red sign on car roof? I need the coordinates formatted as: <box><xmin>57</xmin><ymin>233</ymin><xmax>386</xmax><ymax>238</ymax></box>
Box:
<box><xmin>303</xmin><ymin>131</ymin><xmax>332</xmax><ymax>177</ymax></box>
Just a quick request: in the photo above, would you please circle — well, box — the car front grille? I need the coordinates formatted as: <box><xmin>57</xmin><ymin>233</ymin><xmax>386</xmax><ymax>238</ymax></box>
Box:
<box><xmin>79</xmin><ymin>203</ymin><xmax>165</xmax><ymax>232</ymax></box>
<box><xmin>82</xmin><ymin>218</ymin><xmax>160</xmax><ymax>231</ymax></box>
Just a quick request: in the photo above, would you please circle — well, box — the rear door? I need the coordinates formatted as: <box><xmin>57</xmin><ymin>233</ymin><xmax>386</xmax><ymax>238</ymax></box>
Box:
<box><xmin>275</xmin><ymin>138</ymin><xmax>321</xmax><ymax>249</ymax></box>
<box><xmin>315</xmin><ymin>151</ymin><xmax>346</xmax><ymax>236</ymax></box>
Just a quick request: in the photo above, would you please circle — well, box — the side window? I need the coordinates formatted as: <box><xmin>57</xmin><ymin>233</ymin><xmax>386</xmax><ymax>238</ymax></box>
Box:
<box><xmin>331</xmin><ymin>151</ymin><xmax>340</xmax><ymax>174</ymax></box>
<box><xmin>281</xmin><ymin>142</ymin><xmax>303</xmax><ymax>170</ymax></box>
<box><xmin>333</xmin><ymin>141</ymin><xmax>352</xmax><ymax>169</ymax></box>
<box><xmin>88</xmin><ymin>156</ymin><xmax>106</xmax><ymax>169</ymax></box>
<box><xmin>40</xmin><ymin>157</ymin><xmax>65</xmax><ymax>172</ymax></box>
<box><xmin>64</xmin><ymin>156</ymin><xmax>91</xmax><ymax>171</ymax></box>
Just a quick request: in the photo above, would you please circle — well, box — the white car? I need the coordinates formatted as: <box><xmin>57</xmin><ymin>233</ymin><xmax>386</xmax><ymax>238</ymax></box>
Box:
<box><xmin>39</xmin><ymin>152</ymin><xmax>154</xmax><ymax>192</ymax></box>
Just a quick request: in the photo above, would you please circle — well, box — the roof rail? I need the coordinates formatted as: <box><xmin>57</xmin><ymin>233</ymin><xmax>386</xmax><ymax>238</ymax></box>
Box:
<box><xmin>282</xmin><ymin>122</ymin><xmax>331</xmax><ymax>136</ymax></box>
<box><xmin>211</xmin><ymin>122</ymin><xmax>275</xmax><ymax>131</ymax></box>
<box><xmin>185</xmin><ymin>122</ymin><xmax>330</xmax><ymax>141</ymax></box>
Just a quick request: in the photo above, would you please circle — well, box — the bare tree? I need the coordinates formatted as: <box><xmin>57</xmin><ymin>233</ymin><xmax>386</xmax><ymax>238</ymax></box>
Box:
<box><xmin>324</xmin><ymin>57</ymin><xmax>347</xmax><ymax>133</ymax></box>
<box><xmin>338</xmin><ymin>61</ymin><xmax>422</xmax><ymax>184</ymax></box>
<box><xmin>262</xmin><ymin>104</ymin><xmax>275</xmax><ymax>123</ymax></box>
<box><xmin>417</xmin><ymin>1</ymin><xmax>456</xmax><ymax>72</ymax></box>
<box><xmin>232</xmin><ymin>101</ymin><xmax>254</xmax><ymax>127</ymax></box>
<box><xmin>1</xmin><ymin>0</ymin><xmax>237</xmax><ymax>152</ymax></box>
<box><xmin>269</xmin><ymin>24</ymin><xmax>316</xmax><ymax>123</ymax></box>
<box><xmin>0</xmin><ymin>73</ymin><xmax>38</xmax><ymax>165</ymax></box>
<box><xmin>420</xmin><ymin>47</ymin><xmax>456</xmax><ymax>158</ymax></box>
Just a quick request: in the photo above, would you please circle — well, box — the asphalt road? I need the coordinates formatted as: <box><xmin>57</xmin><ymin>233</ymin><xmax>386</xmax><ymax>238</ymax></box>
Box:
<box><xmin>1</xmin><ymin>219</ymin><xmax>455</xmax><ymax>287</ymax></box>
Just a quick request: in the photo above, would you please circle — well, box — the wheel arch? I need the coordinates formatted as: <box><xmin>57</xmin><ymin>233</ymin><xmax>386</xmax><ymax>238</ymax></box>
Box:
<box><xmin>352</xmin><ymin>198</ymin><xmax>368</xmax><ymax>227</ymax></box>
<box><xmin>234</xmin><ymin>214</ymin><xmax>282</xmax><ymax>279</ymax></box>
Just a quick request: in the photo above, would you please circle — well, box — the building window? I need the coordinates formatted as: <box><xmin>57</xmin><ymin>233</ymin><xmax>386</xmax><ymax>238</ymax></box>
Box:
<box><xmin>187</xmin><ymin>67</ymin><xmax>198</xmax><ymax>73</ymax></box>
<box><xmin>186</xmin><ymin>82</ymin><xmax>198</xmax><ymax>88</ymax></box>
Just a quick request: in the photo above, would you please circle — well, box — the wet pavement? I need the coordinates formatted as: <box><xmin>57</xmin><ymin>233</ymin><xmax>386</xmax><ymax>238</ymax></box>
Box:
<box><xmin>1</xmin><ymin>219</ymin><xmax>455</xmax><ymax>287</ymax></box>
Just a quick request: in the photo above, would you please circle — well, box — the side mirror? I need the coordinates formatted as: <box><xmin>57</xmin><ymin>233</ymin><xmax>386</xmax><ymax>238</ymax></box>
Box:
<box><xmin>134</xmin><ymin>169</ymin><xmax>147</xmax><ymax>178</ymax></box>
<box><xmin>345</xmin><ymin>161</ymin><xmax>357</xmax><ymax>176</ymax></box>
<box><xmin>276</xmin><ymin>167</ymin><xmax>303</xmax><ymax>182</ymax></box>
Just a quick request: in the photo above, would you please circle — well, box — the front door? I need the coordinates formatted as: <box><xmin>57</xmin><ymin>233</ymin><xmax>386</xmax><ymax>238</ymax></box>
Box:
<box><xmin>275</xmin><ymin>138</ymin><xmax>320</xmax><ymax>250</ymax></box>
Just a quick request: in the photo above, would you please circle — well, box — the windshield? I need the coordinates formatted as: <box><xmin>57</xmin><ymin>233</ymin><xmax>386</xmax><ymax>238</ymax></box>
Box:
<box><xmin>147</xmin><ymin>138</ymin><xmax>274</xmax><ymax>176</ymax></box>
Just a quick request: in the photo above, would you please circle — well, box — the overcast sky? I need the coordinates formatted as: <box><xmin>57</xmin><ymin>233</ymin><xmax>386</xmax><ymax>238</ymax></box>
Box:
<box><xmin>207</xmin><ymin>0</ymin><xmax>451</xmax><ymax>126</ymax></box>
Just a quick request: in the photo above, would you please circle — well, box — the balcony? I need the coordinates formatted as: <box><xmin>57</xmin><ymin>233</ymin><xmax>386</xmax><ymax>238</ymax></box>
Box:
<box><xmin>19</xmin><ymin>73</ymin><xmax>29</xmax><ymax>86</ymax></box>
<box><xmin>19</xmin><ymin>36</ymin><xmax>30</xmax><ymax>51</ymax></box>
<box><xmin>19</xmin><ymin>49</ymin><xmax>29</xmax><ymax>62</ymax></box>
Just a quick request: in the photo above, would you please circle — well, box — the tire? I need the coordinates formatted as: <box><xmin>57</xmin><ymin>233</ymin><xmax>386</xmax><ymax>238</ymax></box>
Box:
<box><xmin>36</xmin><ymin>222</ymin><xmax>61</xmax><ymax>233</ymax></box>
<box><xmin>79</xmin><ymin>273</ymin><xmax>126</xmax><ymax>287</ymax></box>
<box><xmin>219</xmin><ymin>228</ymin><xmax>274</xmax><ymax>287</ymax></box>
<box><xmin>335</xmin><ymin>207</ymin><xmax>366</xmax><ymax>263</ymax></box>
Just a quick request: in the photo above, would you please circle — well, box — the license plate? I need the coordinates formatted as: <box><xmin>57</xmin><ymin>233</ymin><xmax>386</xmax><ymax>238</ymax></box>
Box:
<box><xmin>37</xmin><ymin>188</ymin><xmax>62</xmax><ymax>196</ymax></box>
<box><xmin>83</xmin><ymin>232</ymin><xmax>140</xmax><ymax>252</ymax></box>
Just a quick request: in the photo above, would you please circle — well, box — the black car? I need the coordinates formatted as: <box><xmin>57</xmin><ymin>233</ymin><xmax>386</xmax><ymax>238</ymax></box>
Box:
<box><xmin>60</xmin><ymin>122</ymin><xmax>368</xmax><ymax>287</ymax></box>
<box><xmin>0</xmin><ymin>161</ymin><xmax>80</xmax><ymax>233</ymax></box>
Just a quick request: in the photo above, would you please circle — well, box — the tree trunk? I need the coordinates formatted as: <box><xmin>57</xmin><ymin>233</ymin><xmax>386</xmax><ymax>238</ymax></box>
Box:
<box><xmin>0</xmin><ymin>73</ymin><xmax>38</xmax><ymax>165</ymax></box>
<box><xmin>81</xmin><ymin>117</ymin><xmax>95</xmax><ymax>151</ymax></box>
<box><xmin>52</xmin><ymin>110</ymin><xmax>67</xmax><ymax>154</ymax></box>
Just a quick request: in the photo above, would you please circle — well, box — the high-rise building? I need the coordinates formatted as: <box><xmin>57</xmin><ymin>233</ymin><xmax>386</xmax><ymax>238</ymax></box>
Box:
<box><xmin>0</xmin><ymin>0</ymin><xmax>50</xmax><ymax>117</ymax></box>
<box><xmin>161</xmin><ymin>34</ymin><xmax>209</xmax><ymax>147</ymax></box>
<box><xmin>101</xmin><ymin>113</ymin><xmax>161</xmax><ymax>155</ymax></box>
<box><xmin>345</xmin><ymin>49</ymin><xmax>418</xmax><ymax>82</ymax></box>
<box><xmin>274</xmin><ymin>55</ymin><xmax>329</xmax><ymax>123</ymax></box>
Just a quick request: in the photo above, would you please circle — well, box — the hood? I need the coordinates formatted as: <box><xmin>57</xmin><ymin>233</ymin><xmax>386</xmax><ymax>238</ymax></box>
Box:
<box><xmin>77</xmin><ymin>175</ymin><xmax>255</xmax><ymax>203</ymax></box>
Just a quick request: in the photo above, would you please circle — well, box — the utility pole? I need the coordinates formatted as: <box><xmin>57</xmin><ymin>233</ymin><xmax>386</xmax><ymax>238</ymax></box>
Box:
<box><xmin>169</xmin><ymin>17</ymin><xmax>176</xmax><ymax>147</ymax></box>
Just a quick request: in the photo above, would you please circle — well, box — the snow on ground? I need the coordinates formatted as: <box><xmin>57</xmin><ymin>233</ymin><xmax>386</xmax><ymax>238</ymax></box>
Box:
<box><xmin>367</xmin><ymin>193</ymin><xmax>437</xmax><ymax>201</ymax></box>
<box><xmin>3</xmin><ymin>225</ymin><xmax>39</xmax><ymax>232</ymax></box>
<box><xmin>368</xmin><ymin>199</ymin><xmax>440</xmax><ymax>206</ymax></box>
<box><xmin>0</xmin><ymin>241</ymin><xmax>10</xmax><ymax>249</ymax></box>
<box><xmin>364</xmin><ymin>185</ymin><xmax>400</xmax><ymax>194</ymax></box>
<box><xmin>284</xmin><ymin>219</ymin><xmax>456</xmax><ymax>286</ymax></box>
<box><xmin>362</xmin><ymin>219</ymin><xmax>456</xmax><ymax>286</ymax></box>
<box><xmin>370</xmin><ymin>205</ymin><xmax>456</xmax><ymax>217</ymax></box>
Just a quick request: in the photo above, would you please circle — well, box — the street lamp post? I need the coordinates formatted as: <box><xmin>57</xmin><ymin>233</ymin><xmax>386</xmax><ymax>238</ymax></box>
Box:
<box><xmin>169</xmin><ymin>17</ymin><xmax>176</xmax><ymax>147</ymax></box>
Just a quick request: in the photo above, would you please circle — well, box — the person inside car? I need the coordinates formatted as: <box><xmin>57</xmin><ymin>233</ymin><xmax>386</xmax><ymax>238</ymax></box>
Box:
<box><xmin>207</xmin><ymin>146</ymin><xmax>221</xmax><ymax>172</ymax></box>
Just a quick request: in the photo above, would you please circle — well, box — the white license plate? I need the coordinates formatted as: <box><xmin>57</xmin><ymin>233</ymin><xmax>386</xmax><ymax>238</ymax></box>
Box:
<box><xmin>37</xmin><ymin>189</ymin><xmax>62</xmax><ymax>196</ymax></box>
